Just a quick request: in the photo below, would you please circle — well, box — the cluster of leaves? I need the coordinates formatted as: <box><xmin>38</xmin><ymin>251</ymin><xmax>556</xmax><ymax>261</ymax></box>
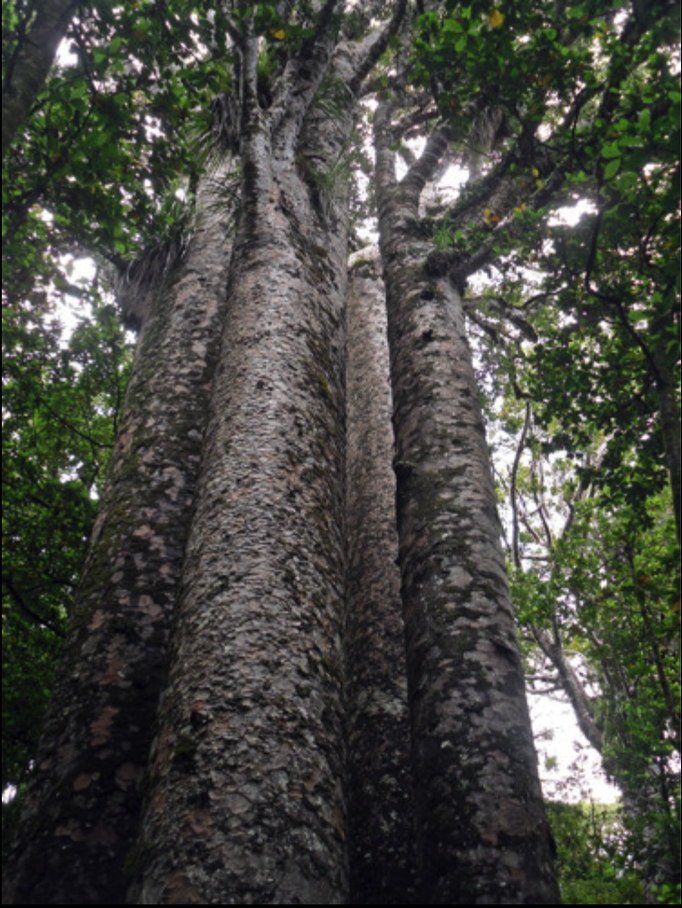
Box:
<box><xmin>655</xmin><ymin>883</ymin><xmax>682</xmax><ymax>906</ymax></box>
<box><xmin>408</xmin><ymin>0</ymin><xmax>642</xmax><ymax>152</ymax></box>
<box><xmin>3</xmin><ymin>0</ymin><xmax>233</xmax><ymax>263</ymax></box>
<box><xmin>547</xmin><ymin>800</ymin><xmax>646</xmax><ymax>904</ymax></box>
<box><xmin>511</xmin><ymin>0</ymin><xmax>682</xmax><ymax>517</ymax></box>
<box><xmin>412</xmin><ymin>1</ymin><xmax>578</xmax><ymax>113</ymax></box>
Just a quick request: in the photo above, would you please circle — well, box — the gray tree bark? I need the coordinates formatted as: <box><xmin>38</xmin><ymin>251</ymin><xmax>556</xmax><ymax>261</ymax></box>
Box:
<box><xmin>374</xmin><ymin>101</ymin><xmax>560</xmax><ymax>904</ymax></box>
<box><xmin>2</xmin><ymin>182</ymin><xmax>234</xmax><ymax>904</ymax></box>
<box><xmin>2</xmin><ymin>0</ymin><xmax>77</xmax><ymax>158</ymax></box>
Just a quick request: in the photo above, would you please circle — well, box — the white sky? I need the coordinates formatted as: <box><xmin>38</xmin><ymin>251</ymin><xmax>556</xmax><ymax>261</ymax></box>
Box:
<box><xmin>530</xmin><ymin>692</ymin><xmax>619</xmax><ymax>803</ymax></box>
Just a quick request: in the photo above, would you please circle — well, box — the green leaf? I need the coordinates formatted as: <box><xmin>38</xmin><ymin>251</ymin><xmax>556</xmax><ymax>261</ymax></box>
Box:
<box><xmin>601</xmin><ymin>142</ymin><xmax>621</xmax><ymax>158</ymax></box>
<box><xmin>443</xmin><ymin>18</ymin><xmax>463</xmax><ymax>33</ymax></box>
<box><xmin>603</xmin><ymin>158</ymin><xmax>621</xmax><ymax>180</ymax></box>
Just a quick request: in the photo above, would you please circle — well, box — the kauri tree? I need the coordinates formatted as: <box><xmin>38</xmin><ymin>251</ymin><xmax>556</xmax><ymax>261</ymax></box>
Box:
<box><xmin>2</xmin><ymin>0</ymin><xmax>678</xmax><ymax>903</ymax></box>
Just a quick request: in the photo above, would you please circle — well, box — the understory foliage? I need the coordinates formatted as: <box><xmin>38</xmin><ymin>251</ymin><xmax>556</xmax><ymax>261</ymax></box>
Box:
<box><xmin>2</xmin><ymin>0</ymin><xmax>680</xmax><ymax>898</ymax></box>
<box><xmin>547</xmin><ymin>800</ymin><xmax>646</xmax><ymax>905</ymax></box>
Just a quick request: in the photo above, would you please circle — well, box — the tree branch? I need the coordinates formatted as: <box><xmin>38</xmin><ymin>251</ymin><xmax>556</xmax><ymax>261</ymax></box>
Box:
<box><xmin>2</xmin><ymin>0</ymin><xmax>79</xmax><ymax>158</ymax></box>
<box><xmin>373</xmin><ymin>97</ymin><xmax>399</xmax><ymax>198</ymax></box>
<box><xmin>347</xmin><ymin>0</ymin><xmax>409</xmax><ymax>95</ymax></box>
<box><xmin>400</xmin><ymin>123</ymin><xmax>451</xmax><ymax>212</ymax></box>
<box><xmin>270</xmin><ymin>0</ymin><xmax>344</xmax><ymax>152</ymax></box>
<box><xmin>532</xmin><ymin>625</ymin><xmax>604</xmax><ymax>753</ymax></box>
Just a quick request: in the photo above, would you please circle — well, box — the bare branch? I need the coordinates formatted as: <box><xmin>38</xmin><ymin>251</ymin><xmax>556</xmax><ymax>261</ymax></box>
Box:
<box><xmin>400</xmin><ymin>124</ymin><xmax>451</xmax><ymax>212</ymax></box>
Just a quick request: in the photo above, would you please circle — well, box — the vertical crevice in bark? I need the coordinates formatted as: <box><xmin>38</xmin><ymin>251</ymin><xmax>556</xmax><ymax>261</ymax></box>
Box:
<box><xmin>374</xmin><ymin>102</ymin><xmax>560</xmax><ymax>905</ymax></box>
<box><xmin>2</xmin><ymin>183</ymin><xmax>234</xmax><ymax>905</ymax></box>
<box><xmin>345</xmin><ymin>249</ymin><xmax>416</xmax><ymax>905</ymax></box>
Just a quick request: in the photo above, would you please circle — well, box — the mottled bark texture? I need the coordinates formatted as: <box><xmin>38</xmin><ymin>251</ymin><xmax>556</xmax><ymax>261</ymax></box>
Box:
<box><xmin>2</xmin><ymin>188</ymin><xmax>233</xmax><ymax>905</ymax></box>
<box><xmin>126</xmin><ymin>34</ymin><xmax>368</xmax><ymax>905</ymax></box>
<box><xmin>345</xmin><ymin>250</ymin><xmax>416</xmax><ymax>904</ymax></box>
<box><xmin>2</xmin><ymin>0</ymin><xmax>77</xmax><ymax>158</ymax></box>
<box><xmin>375</xmin><ymin>102</ymin><xmax>560</xmax><ymax>904</ymax></box>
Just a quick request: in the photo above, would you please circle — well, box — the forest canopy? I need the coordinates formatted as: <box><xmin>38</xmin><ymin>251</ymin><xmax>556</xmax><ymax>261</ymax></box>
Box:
<box><xmin>2</xmin><ymin>0</ymin><xmax>680</xmax><ymax>903</ymax></box>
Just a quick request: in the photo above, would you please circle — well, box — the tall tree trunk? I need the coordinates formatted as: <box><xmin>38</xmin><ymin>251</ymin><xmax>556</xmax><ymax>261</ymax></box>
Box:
<box><xmin>2</xmin><ymin>0</ymin><xmax>77</xmax><ymax>158</ymax></box>
<box><xmin>345</xmin><ymin>250</ymin><xmax>416</xmax><ymax>904</ymax></box>
<box><xmin>2</xmin><ymin>185</ymin><xmax>233</xmax><ymax>905</ymax></box>
<box><xmin>129</xmin><ymin>163</ymin><xmax>348</xmax><ymax>908</ymax></box>
<box><xmin>375</xmin><ymin>102</ymin><xmax>559</xmax><ymax>905</ymax></box>
<box><xmin>126</xmin><ymin>32</ymin><xmax>365</xmax><ymax>905</ymax></box>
